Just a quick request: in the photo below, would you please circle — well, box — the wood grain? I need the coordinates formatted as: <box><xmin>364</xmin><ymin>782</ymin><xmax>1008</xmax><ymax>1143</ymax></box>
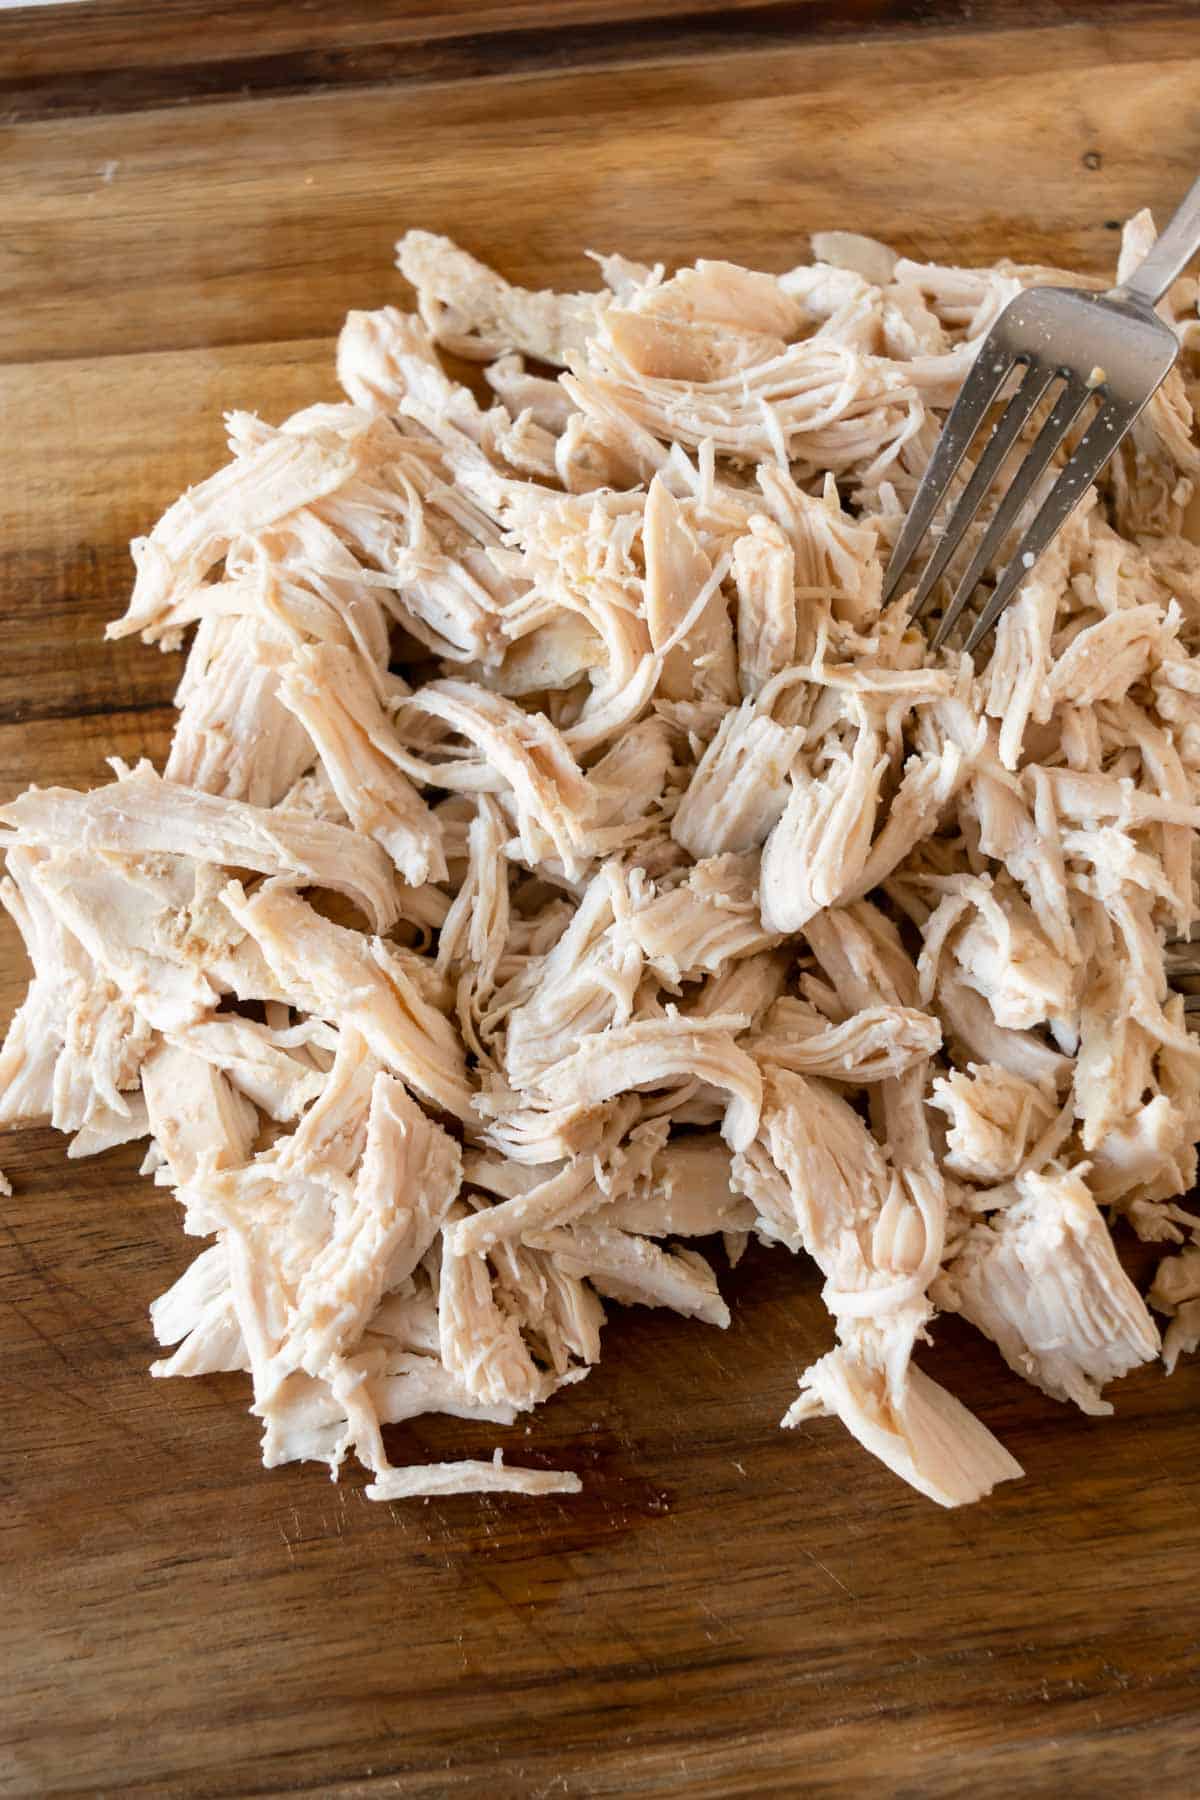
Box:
<box><xmin>5</xmin><ymin>18</ymin><xmax>1200</xmax><ymax>369</ymax></box>
<box><xmin>3</xmin><ymin>9</ymin><xmax>1200</xmax><ymax>1798</ymax></box>
<box><xmin>5</xmin><ymin>0</ymin><xmax>1195</xmax><ymax>121</ymax></box>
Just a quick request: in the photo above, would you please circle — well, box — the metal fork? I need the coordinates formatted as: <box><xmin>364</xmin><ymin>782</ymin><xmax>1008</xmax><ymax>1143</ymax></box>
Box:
<box><xmin>883</xmin><ymin>174</ymin><xmax>1200</xmax><ymax>655</ymax></box>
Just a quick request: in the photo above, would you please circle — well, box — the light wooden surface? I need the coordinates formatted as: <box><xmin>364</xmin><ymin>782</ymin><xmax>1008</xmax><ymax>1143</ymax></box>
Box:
<box><xmin>3</xmin><ymin>7</ymin><xmax>1200</xmax><ymax>1796</ymax></box>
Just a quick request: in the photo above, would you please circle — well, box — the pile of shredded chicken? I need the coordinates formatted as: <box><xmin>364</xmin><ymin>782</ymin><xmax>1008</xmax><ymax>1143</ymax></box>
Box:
<box><xmin>5</xmin><ymin>214</ymin><xmax>1200</xmax><ymax>1506</ymax></box>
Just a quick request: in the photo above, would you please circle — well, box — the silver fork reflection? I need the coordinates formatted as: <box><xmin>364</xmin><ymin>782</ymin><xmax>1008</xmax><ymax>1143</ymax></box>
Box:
<box><xmin>883</xmin><ymin>174</ymin><xmax>1200</xmax><ymax>654</ymax></box>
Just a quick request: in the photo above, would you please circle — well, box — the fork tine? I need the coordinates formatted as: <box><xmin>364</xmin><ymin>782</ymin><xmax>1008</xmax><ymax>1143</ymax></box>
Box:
<box><xmin>881</xmin><ymin>345</ymin><xmax>1018</xmax><ymax>605</ymax></box>
<box><xmin>962</xmin><ymin>396</ymin><xmax>1141</xmax><ymax>654</ymax></box>
<box><xmin>907</xmin><ymin>361</ymin><xmax>1056</xmax><ymax>620</ymax></box>
<box><xmin>930</xmin><ymin>376</ymin><xmax>1095</xmax><ymax>651</ymax></box>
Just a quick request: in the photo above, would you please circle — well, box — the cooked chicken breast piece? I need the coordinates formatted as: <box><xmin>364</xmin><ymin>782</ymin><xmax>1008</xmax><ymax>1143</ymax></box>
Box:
<box><xmin>1</xmin><ymin>761</ymin><xmax>397</xmax><ymax>932</ymax></box>
<box><xmin>935</xmin><ymin>1168</ymin><xmax>1160</xmax><ymax>1412</ymax></box>
<box><xmin>222</xmin><ymin>881</ymin><xmax>472</xmax><ymax>1121</ymax></box>
<box><xmin>6</xmin><ymin>217</ymin><xmax>1197</xmax><ymax>1512</ymax></box>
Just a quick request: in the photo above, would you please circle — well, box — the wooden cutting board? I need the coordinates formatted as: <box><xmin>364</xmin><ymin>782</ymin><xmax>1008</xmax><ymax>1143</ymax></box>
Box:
<box><xmin>4</xmin><ymin>6</ymin><xmax>1200</xmax><ymax>1794</ymax></box>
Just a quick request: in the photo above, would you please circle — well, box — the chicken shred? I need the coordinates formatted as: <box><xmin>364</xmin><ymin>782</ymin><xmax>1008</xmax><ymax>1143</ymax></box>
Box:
<box><xmin>3</xmin><ymin>212</ymin><xmax>1199</xmax><ymax>1507</ymax></box>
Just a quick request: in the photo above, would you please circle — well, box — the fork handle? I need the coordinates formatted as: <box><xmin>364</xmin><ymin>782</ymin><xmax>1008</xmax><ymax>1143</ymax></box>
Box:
<box><xmin>1110</xmin><ymin>172</ymin><xmax>1200</xmax><ymax>307</ymax></box>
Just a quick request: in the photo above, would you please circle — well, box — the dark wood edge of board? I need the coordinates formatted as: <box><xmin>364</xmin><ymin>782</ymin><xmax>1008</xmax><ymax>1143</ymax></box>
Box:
<box><xmin>4</xmin><ymin>0</ymin><xmax>1199</xmax><ymax>122</ymax></box>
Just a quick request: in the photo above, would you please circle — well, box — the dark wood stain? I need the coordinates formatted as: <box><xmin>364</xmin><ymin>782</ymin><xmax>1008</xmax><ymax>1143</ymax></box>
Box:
<box><xmin>0</xmin><ymin>0</ymin><xmax>1195</xmax><ymax>119</ymax></box>
<box><xmin>3</xmin><ymin>5</ymin><xmax>1200</xmax><ymax>1796</ymax></box>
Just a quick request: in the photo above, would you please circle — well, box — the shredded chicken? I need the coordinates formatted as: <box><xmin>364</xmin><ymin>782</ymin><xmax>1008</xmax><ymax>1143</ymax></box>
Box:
<box><xmin>4</xmin><ymin>213</ymin><xmax>1199</xmax><ymax>1507</ymax></box>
